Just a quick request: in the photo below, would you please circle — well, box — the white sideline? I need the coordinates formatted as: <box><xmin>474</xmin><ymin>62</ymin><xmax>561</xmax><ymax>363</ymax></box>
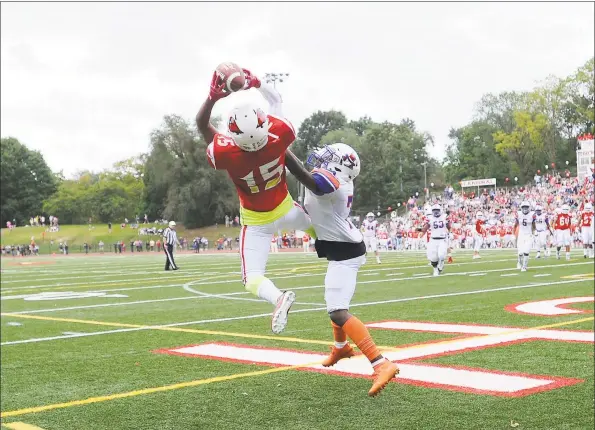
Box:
<box><xmin>1</xmin><ymin>278</ymin><xmax>593</xmax><ymax>346</ymax></box>
<box><xmin>3</xmin><ymin>261</ymin><xmax>592</xmax><ymax>313</ymax></box>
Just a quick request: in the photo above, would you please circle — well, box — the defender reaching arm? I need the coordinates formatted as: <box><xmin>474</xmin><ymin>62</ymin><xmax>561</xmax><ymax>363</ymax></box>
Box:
<box><xmin>285</xmin><ymin>149</ymin><xmax>341</xmax><ymax>196</ymax></box>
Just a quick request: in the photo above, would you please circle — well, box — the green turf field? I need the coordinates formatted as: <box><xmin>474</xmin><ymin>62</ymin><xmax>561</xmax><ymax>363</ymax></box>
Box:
<box><xmin>1</xmin><ymin>250</ymin><xmax>593</xmax><ymax>430</ymax></box>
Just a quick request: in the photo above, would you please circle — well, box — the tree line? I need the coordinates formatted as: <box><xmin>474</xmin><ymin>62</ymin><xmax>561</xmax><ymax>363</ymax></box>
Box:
<box><xmin>1</xmin><ymin>58</ymin><xmax>592</xmax><ymax>228</ymax></box>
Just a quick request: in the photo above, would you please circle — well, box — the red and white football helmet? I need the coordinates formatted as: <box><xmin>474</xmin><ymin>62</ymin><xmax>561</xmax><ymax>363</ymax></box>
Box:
<box><xmin>227</xmin><ymin>104</ymin><xmax>269</xmax><ymax>152</ymax></box>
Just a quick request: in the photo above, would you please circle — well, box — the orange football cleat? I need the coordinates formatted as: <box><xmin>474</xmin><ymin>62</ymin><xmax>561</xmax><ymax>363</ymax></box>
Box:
<box><xmin>321</xmin><ymin>344</ymin><xmax>356</xmax><ymax>367</ymax></box>
<box><xmin>368</xmin><ymin>360</ymin><xmax>399</xmax><ymax>397</ymax></box>
<box><xmin>448</xmin><ymin>256</ymin><xmax>453</xmax><ymax>263</ymax></box>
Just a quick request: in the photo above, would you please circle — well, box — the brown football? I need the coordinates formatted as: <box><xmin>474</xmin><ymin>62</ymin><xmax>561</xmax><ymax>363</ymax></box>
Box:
<box><xmin>215</xmin><ymin>62</ymin><xmax>245</xmax><ymax>93</ymax></box>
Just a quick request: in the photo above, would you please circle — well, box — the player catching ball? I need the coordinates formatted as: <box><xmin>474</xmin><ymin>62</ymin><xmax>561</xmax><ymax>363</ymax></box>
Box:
<box><xmin>196</xmin><ymin>63</ymin><xmax>333</xmax><ymax>334</ymax></box>
<box><xmin>285</xmin><ymin>144</ymin><xmax>399</xmax><ymax>397</ymax></box>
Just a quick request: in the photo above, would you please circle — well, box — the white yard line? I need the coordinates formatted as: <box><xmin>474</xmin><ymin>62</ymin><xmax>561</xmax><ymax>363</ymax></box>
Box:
<box><xmin>0</xmin><ymin>259</ymin><xmax>516</xmax><ymax>294</ymax></box>
<box><xmin>0</xmin><ymin>251</ymin><xmax>521</xmax><ymax>278</ymax></box>
<box><xmin>1</xmin><ymin>278</ymin><xmax>592</xmax><ymax>346</ymax></box>
<box><xmin>1</xmin><ymin>257</ymin><xmax>522</xmax><ymax>293</ymax></box>
<box><xmin>3</xmin><ymin>262</ymin><xmax>592</xmax><ymax>314</ymax></box>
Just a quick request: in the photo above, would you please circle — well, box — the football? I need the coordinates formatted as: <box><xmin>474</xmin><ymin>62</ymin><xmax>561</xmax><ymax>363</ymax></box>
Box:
<box><xmin>215</xmin><ymin>62</ymin><xmax>245</xmax><ymax>93</ymax></box>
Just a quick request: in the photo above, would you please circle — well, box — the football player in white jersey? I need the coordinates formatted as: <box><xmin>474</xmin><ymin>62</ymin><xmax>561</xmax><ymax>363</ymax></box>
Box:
<box><xmin>389</xmin><ymin>211</ymin><xmax>399</xmax><ymax>251</ymax></box>
<box><xmin>422</xmin><ymin>204</ymin><xmax>450</xmax><ymax>276</ymax></box>
<box><xmin>515</xmin><ymin>201</ymin><xmax>536</xmax><ymax>272</ymax></box>
<box><xmin>579</xmin><ymin>202</ymin><xmax>594</xmax><ymax>258</ymax></box>
<box><xmin>362</xmin><ymin>212</ymin><xmax>381</xmax><ymax>264</ymax></box>
<box><xmin>533</xmin><ymin>205</ymin><xmax>552</xmax><ymax>259</ymax></box>
<box><xmin>286</xmin><ymin>143</ymin><xmax>399</xmax><ymax>397</ymax></box>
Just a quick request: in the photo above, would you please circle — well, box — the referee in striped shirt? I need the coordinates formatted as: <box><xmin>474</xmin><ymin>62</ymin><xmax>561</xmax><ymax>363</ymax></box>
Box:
<box><xmin>163</xmin><ymin>221</ymin><xmax>179</xmax><ymax>271</ymax></box>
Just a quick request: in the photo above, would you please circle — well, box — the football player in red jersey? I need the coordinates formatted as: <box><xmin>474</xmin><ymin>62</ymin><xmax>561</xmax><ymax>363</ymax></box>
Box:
<box><xmin>553</xmin><ymin>204</ymin><xmax>572</xmax><ymax>260</ymax></box>
<box><xmin>473</xmin><ymin>212</ymin><xmax>486</xmax><ymax>259</ymax></box>
<box><xmin>196</xmin><ymin>68</ymin><xmax>337</xmax><ymax>334</ymax></box>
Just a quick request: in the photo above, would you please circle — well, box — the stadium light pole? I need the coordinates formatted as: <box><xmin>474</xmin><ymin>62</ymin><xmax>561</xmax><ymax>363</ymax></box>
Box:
<box><xmin>264</xmin><ymin>72</ymin><xmax>290</xmax><ymax>89</ymax></box>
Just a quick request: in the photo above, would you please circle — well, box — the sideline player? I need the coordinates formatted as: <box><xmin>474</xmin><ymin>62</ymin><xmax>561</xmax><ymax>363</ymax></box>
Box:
<box><xmin>515</xmin><ymin>201</ymin><xmax>535</xmax><ymax>272</ymax></box>
<box><xmin>473</xmin><ymin>211</ymin><xmax>486</xmax><ymax>259</ymax></box>
<box><xmin>422</xmin><ymin>204</ymin><xmax>450</xmax><ymax>276</ymax></box>
<box><xmin>285</xmin><ymin>143</ymin><xmax>399</xmax><ymax>397</ymax></box>
<box><xmin>362</xmin><ymin>213</ymin><xmax>381</xmax><ymax>264</ymax></box>
<box><xmin>533</xmin><ymin>205</ymin><xmax>551</xmax><ymax>259</ymax></box>
<box><xmin>196</xmin><ymin>67</ymin><xmax>330</xmax><ymax>334</ymax></box>
<box><xmin>554</xmin><ymin>204</ymin><xmax>572</xmax><ymax>261</ymax></box>
<box><xmin>579</xmin><ymin>202</ymin><xmax>594</xmax><ymax>258</ymax></box>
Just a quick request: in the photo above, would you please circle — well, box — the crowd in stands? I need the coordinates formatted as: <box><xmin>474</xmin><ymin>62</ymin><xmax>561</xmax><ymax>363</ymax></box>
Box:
<box><xmin>3</xmin><ymin>170</ymin><xmax>592</xmax><ymax>257</ymax></box>
<box><xmin>366</xmin><ymin>172</ymin><xmax>594</xmax><ymax>252</ymax></box>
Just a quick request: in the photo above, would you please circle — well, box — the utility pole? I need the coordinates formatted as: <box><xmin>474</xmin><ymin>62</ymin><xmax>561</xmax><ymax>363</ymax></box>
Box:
<box><xmin>421</xmin><ymin>161</ymin><xmax>428</xmax><ymax>197</ymax></box>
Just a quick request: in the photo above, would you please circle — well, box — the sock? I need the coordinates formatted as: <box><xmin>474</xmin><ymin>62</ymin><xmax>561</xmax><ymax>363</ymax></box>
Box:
<box><xmin>566</xmin><ymin>251</ymin><xmax>570</xmax><ymax>259</ymax></box>
<box><xmin>331</xmin><ymin>322</ymin><xmax>347</xmax><ymax>348</ymax></box>
<box><xmin>251</xmin><ymin>277</ymin><xmax>282</xmax><ymax>305</ymax></box>
<box><xmin>523</xmin><ymin>254</ymin><xmax>529</xmax><ymax>267</ymax></box>
<box><xmin>342</xmin><ymin>316</ymin><xmax>384</xmax><ymax>367</ymax></box>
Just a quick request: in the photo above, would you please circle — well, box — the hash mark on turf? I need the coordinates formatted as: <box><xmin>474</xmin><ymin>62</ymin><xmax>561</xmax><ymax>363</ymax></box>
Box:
<box><xmin>533</xmin><ymin>274</ymin><xmax>551</xmax><ymax>277</ymax></box>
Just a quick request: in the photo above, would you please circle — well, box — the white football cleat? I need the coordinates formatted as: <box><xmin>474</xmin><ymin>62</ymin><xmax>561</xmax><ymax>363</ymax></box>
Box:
<box><xmin>521</xmin><ymin>267</ymin><xmax>527</xmax><ymax>272</ymax></box>
<box><xmin>517</xmin><ymin>262</ymin><xmax>522</xmax><ymax>270</ymax></box>
<box><xmin>433</xmin><ymin>267</ymin><xmax>440</xmax><ymax>277</ymax></box>
<box><xmin>271</xmin><ymin>291</ymin><xmax>295</xmax><ymax>334</ymax></box>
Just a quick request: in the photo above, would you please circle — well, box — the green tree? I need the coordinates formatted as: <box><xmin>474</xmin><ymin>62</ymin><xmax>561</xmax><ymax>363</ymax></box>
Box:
<box><xmin>143</xmin><ymin>115</ymin><xmax>238</xmax><ymax>228</ymax></box>
<box><xmin>293</xmin><ymin>110</ymin><xmax>347</xmax><ymax>160</ymax></box>
<box><xmin>0</xmin><ymin>137</ymin><xmax>57</xmax><ymax>225</ymax></box>
<box><xmin>346</xmin><ymin>120</ymin><xmax>432</xmax><ymax>213</ymax></box>
<box><xmin>444</xmin><ymin>121</ymin><xmax>512</xmax><ymax>185</ymax></box>
<box><xmin>493</xmin><ymin>110</ymin><xmax>549</xmax><ymax>181</ymax></box>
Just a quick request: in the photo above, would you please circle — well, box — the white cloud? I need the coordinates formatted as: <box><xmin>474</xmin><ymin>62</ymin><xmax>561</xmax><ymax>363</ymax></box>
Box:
<box><xmin>1</xmin><ymin>2</ymin><xmax>593</xmax><ymax>176</ymax></box>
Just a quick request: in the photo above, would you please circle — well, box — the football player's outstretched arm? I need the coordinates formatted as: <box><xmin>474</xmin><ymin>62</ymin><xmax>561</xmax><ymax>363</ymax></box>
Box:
<box><xmin>258</xmin><ymin>80</ymin><xmax>283</xmax><ymax>117</ymax></box>
<box><xmin>196</xmin><ymin>98</ymin><xmax>218</xmax><ymax>144</ymax></box>
<box><xmin>285</xmin><ymin>149</ymin><xmax>340</xmax><ymax>196</ymax></box>
<box><xmin>285</xmin><ymin>149</ymin><xmax>318</xmax><ymax>193</ymax></box>
<box><xmin>242</xmin><ymin>69</ymin><xmax>284</xmax><ymax>117</ymax></box>
<box><xmin>196</xmin><ymin>71</ymin><xmax>230</xmax><ymax>144</ymax></box>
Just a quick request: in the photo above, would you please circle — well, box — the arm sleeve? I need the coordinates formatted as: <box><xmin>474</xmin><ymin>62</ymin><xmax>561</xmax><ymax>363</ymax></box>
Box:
<box><xmin>311</xmin><ymin>168</ymin><xmax>340</xmax><ymax>195</ymax></box>
<box><xmin>207</xmin><ymin>139</ymin><xmax>230</xmax><ymax>170</ymax></box>
<box><xmin>258</xmin><ymin>81</ymin><xmax>283</xmax><ymax>117</ymax></box>
<box><xmin>206</xmin><ymin>142</ymin><xmax>217</xmax><ymax>169</ymax></box>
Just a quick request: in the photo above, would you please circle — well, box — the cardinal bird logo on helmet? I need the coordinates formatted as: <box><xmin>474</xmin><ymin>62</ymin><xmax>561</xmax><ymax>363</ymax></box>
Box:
<box><xmin>342</xmin><ymin>153</ymin><xmax>357</xmax><ymax>169</ymax></box>
<box><xmin>228</xmin><ymin>115</ymin><xmax>243</xmax><ymax>135</ymax></box>
<box><xmin>255</xmin><ymin>108</ymin><xmax>267</xmax><ymax>129</ymax></box>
